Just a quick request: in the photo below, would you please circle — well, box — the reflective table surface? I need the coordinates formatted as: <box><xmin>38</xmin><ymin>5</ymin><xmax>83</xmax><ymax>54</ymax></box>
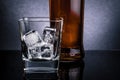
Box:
<box><xmin>1</xmin><ymin>50</ymin><xmax>120</xmax><ymax>80</ymax></box>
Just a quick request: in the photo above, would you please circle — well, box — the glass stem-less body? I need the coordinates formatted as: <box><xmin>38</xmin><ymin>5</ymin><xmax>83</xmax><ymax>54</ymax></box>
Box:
<box><xmin>19</xmin><ymin>17</ymin><xmax>63</xmax><ymax>77</ymax></box>
<box><xmin>49</xmin><ymin>0</ymin><xmax>85</xmax><ymax>62</ymax></box>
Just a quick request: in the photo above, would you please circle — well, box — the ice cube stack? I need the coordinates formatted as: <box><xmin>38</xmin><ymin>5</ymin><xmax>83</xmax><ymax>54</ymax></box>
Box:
<box><xmin>22</xmin><ymin>27</ymin><xmax>56</xmax><ymax>60</ymax></box>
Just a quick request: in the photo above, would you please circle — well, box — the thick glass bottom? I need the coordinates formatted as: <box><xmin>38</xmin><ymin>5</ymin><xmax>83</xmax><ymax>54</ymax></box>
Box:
<box><xmin>23</xmin><ymin>59</ymin><xmax>59</xmax><ymax>73</ymax></box>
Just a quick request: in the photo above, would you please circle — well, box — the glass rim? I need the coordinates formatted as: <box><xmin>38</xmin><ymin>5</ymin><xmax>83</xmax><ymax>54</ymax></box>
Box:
<box><xmin>18</xmin><ymin>17</ymin><xmax>63</xmax><ymax>22</ymax></box>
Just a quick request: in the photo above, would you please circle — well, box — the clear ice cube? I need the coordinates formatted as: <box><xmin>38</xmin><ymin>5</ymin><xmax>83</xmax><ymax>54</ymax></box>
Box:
<box><xmin>43</xmin><ymin>27</ymin><xmax>56</xmax><ymax>44</ymax></box>
<box><xmin>22</xmin><ymin>30</ymin><xmax>42</xmax><ymax>47</ymax></box>
<box><xmin>28</xmin><ymin>43</ymin><xmax>41</xmax><ymax>59</ymax></box>
<box><xmin>41</xmin><ymin>43</ymin><xmax>54</xmax><ymax>60</ymax></box>
<box><xmin>28</xmin><ymin>42</ymin><xmax>44</xmax><ymax>59</ymax></box>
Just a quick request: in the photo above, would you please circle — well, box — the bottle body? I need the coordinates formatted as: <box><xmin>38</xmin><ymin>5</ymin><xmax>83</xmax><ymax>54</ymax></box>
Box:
<box><xmin>49</xmin><ymin>0</ymin><xmax>85</xmax><ymax>62</ymax></box>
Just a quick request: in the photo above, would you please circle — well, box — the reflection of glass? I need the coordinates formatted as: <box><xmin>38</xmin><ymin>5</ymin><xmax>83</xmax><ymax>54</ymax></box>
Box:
<box><xmin>49</xmin><ymin>0</ymin><xmax>85</xmax><ymax>62</ymax></box>
<box><xmin>18</xmin><ymin>17</ymin><xmax>63</xmax><ymax>79</ymax></box>
<box><xmin>59</xmin><ymin>60</ymin><xmax>84</xmax><ymax>80</ymax></box>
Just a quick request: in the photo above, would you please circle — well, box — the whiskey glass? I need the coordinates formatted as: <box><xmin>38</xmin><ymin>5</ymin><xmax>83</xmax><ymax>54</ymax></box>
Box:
<box><xmin>18</xmin><ymin>17</ymin><xmax>63</xmax><ymax>78</ymax></box>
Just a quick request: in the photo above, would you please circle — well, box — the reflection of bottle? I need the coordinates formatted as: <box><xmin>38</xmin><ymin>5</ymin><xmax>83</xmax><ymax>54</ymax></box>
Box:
<box><xmin>49</xmin><ymin>0</ymin><xmax>85</xmax><ymax>62</ymax></box>
<box><xmin>59</xmin><ymin>60</ymin><xmax>84</xmax><ymax>80</ymax></box>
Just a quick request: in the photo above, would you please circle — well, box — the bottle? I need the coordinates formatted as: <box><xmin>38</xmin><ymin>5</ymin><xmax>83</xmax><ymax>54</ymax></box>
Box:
<box><xmin>49</xmin><ymin>0</ymin><xmax>85</xmax><ymax>62</ymax></box>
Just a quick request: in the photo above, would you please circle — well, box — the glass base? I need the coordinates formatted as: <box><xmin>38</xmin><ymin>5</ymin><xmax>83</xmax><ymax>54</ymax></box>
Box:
<box><xmin>23</xmin><ymin>59</ymin><xmax>59</xmax><ymax>73</ymax></box>
<box><xmin>23</xmin><ymin>59</ymin><xmax>59</xmax><ymax>80</ymax></box>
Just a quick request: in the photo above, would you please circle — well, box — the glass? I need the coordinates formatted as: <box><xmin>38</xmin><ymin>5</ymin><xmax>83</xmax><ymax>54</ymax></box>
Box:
<box><xmin>49</xmin><ymin>0</ymin><xmax>85</xmax><ymax>62</ymax></box>
<box><xmin>18</xmin><ymin>17</ymin><xmax>63</xmax><ymax>77</ymax></box>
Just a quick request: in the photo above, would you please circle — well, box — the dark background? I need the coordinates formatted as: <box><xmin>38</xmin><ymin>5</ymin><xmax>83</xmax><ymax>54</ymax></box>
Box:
<box><xmin>0</xmin><ymin>0</ymin><xmax>120</xmax><ymax>50</ymax></box>
<box><xmin>0</xmin><ymin>1</ymin><xmax>120</xmax><ymax>80</ymax></box>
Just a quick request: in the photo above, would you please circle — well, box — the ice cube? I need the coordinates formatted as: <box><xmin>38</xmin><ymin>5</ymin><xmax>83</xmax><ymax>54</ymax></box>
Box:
<box><xmin>43</xmin><ymin>27</ymin><xmax>56</xmax><ymax>44</ymax></box>
<box><xmin>28</xmin><ymin>47</ymin><xmax>39</xmax><ymax>58</ymax></box>
<box><xmin>41</xmin><ymin>43</ymin><xmax>54</xmax><ymax>60</ymax></box>
<box><xmin>22</xmin><ymin>30</ymin><xmax>42</xmax><ymax>47</ymax></box>
<box><xmin>28</xmin><ymin>43</ymin><xmax>41</xmax><ymax>59</ymax></box>
<box><xmin>28</xmin><ymin>42</ymin><xmax>45</xmax><ymax>59</ymax></box>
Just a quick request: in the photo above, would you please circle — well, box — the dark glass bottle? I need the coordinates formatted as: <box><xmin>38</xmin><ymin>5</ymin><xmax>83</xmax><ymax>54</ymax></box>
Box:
<box><xmin>49</xmin><ymin>0</ymin><xmax>85</xmax><ymax>62</ymax></box>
